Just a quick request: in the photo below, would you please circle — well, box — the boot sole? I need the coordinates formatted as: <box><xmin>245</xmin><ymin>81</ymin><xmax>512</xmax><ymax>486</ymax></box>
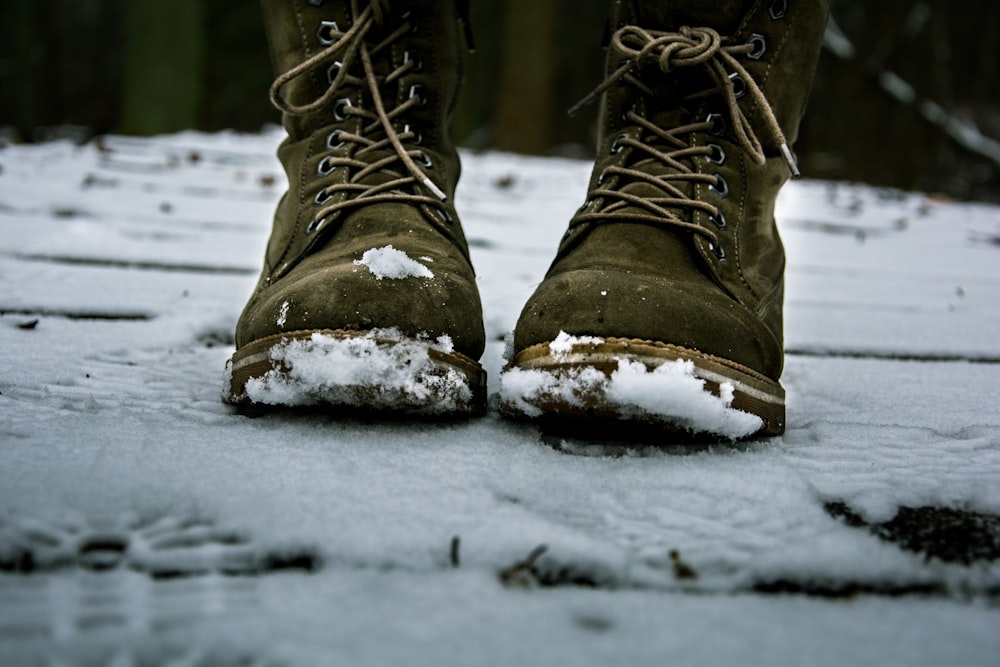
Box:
<box><xmin>224</xmin><ymin>329</ymin><xmax>486</xmax><ymax>416</ymax></box>
<box><xmin>500</xmin><ymin>337</ymin><xmax>784</xmax><ymax>439</ymax></box>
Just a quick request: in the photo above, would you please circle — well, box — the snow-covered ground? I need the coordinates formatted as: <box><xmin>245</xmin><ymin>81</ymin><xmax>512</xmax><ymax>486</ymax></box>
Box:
<box><xmin>1</xmin><ymin>129</ymin><xmax>999</xmax><ymax>666</ymax></box>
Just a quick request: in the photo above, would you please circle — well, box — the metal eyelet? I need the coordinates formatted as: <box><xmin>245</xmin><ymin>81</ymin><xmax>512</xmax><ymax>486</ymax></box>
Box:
<box><xmin>416</xmin><ymin>151</ymin><xmax>433</xmax><ymax>168</ymax></box>
<box><xmin>399</xmin><ymin>10</ymin><xmax>420</xmax><ymax>34</ymax></box>
<box><xmin>317</xmin><ymin>21</ymin><xmax>339</xmax><ymax>46</ymax></box>
<box><xmin>705</xmin><ymin>113</ymin><xmax>727</xmax><ymax>136</ymax></box>
<box><xmin>610</xmin><ymin>133</ymin><xmax>627</xmax><ymax>154</ymax></box>
<box><xmin>317</xmin><ymin>156</ymin><xmax>337</xmax><ymax>176</ymax></box>
<box><xmin>402</xmin><ymin>123</ymin><xmax>422</xmax><ymax>145</ymax></box>
<box><xmin>313</xmin><ymin>189</ymin><xmax>333</xmax><ymax>207</ymax></box>
<box><xmin>326</xmin><ymin>61</ymin><xmax>343</xmax><ymax>84</ymax></box>
<box><xmin>709</xmin><ymin>242</ymin><xmax>726</xmax><ymax>260</ymax></box>
<box><xmin>769</xmin><ymin>0</ymin><xmax>787</xmax><ymax>20</ymax></box>
<box><xmin>408</xmin><ymin>84</ymin><xmax>427</xmax><ymax>106</ymax></box>
<box><xmin>305</xmin><ymin>217</ymin><xmax>324</xmax><ymax>235</ymax></box>
<box><xmin>432</xmin><ymin>207</ymin><xmax>453</xmax><ymax>225</ymax></box>
<box><xmin>620</xmin><ymin>103</ymin><xmax>641</xmax><ymax>123</ymax></box>
<box><xmin>326</xmin><ymin>129</ymin><xmax>346</xmax><ymax>150</ymax></box>
<box><xmin>710</xmin><ymin>211</ymin><xmax>727</xmax><ymax>229</ymax></box>
<box><xmin>748</xmin><ymin>34</ymin><xmax>767</xmax><ymax>60</ymax></box>
<box><xmin>728</xmin><ymin>72</ymin><xmax>747</xmax><ymax>99</ymax></box>
<box><xmin>333</xmin><ymin>98</ymin><xmax>352</xmax><ymax>121</ymax></box>
<box><xmin>403</xmin><ymin>51</ymin><xmax>423</xmax><ymax>72</ymax></box>
<box><xmin>706</xmin><ymin>143</ymin><xmax>726</xmax><ymax>165</ymax></box>
<box><xmin>709</xmin><ymin>174</ymin><xmax>730</xmax><ymax>198</ymax></box>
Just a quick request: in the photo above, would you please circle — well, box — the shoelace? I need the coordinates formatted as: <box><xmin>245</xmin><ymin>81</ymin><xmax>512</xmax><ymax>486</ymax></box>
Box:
<box><xmin>270</xmin><ymin>0</ymin><xmax>447</xmax><ymax>232</ymax></box>
<box><xmin>570</xmin><ymin>25</ymin><xmax>799</xmax><ymax>252</ymax></box>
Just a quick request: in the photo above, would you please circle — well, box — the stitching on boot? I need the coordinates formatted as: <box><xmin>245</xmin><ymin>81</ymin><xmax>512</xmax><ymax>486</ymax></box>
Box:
<box><xmin>514</xmin><ymin>337</ymin><xmax>777</xmax><ymax>386</ymax></box>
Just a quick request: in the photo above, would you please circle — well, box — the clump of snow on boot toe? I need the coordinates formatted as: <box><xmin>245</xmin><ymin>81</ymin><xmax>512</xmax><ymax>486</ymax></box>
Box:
<box><xmin>244</xmin><ymin>329</ymin><xmax>471</xmax><ymax>412</ymax></box>
<box><xmin>276</xmin><ymin>300</ymin><xmax>290</xmax><ymax>327</ymax></box>
<box><xmin>354</xmin><ymin>245</ymin><xmax>434</xmax><ymax>280</ymax></box>
<box><xmin>501</xmin><ymin>358</ymin><xmax>762</xmax><ymax>439</ymax></box>
<box><xmin>548</xmin><ymin>331</ymin><xmax>603</xmax><ymax>357</ymax></box>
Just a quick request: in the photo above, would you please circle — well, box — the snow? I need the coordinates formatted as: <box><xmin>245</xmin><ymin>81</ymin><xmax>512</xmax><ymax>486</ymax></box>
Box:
<box><xmin>501</xmin><ymin>357</ymin><xmax>761</xmax><ymax>439</ymax></box>
<box><xmin>1</xmin><ymin>130</ymin><xmax>999</xmax><ymax>665</ymax></box>
<box><xmin>240</xmin><ymin>329</ymin><xmax>471</xmax><ymax>411</ymax></box>
<box><xmin>354</xmin><ymin>244</ymin><xmax>434</xmax><ymax>280</ymax></box>
<box><xmin>501</xmin><ymin>332</ymin><xmax>761</xmax><ymax>439</ymax></box>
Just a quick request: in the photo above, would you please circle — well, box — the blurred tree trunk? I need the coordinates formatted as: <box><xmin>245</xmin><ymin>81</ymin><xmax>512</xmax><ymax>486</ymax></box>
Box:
<box><xmin>0</xmin><ymin>0</ymin><xmax>125</xmax><ymax>140</ymax></box>
<box><xmin>453</xmin><ymin>0</ymin><xmax>608</xmax><ymax>156</ymax></box>
<box><xmin>797</xmin><ymin>0</ymin><xmax>1000</xmax><ymax>201</ymax></box>
<box><xmin>493</xmin><ymin>0</ymin><xmax>560</xmax><ymax>154</ymax></box>
<box><xmin>120</xmin><ymin>0</ymin><xmax>206</xmax><ymax>136</ymax></box>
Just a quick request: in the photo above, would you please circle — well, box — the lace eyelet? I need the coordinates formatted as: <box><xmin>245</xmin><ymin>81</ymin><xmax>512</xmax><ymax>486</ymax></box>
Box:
<box><xmin>403</xmin><ymin>51</ymin><xmax>423</xmax><ymax>72</ymax></box>
<box><xmin>317</xmin><ymin>156</ymin><xmax>337</xmax><ymax>176</ymax></box>
<box><xmin>620</xmin><ymin>103</ymin><xmax>641</xmax><ymax>123</ymax></box>
<box><xmin>408</xmin><ymin>84</ymin><xmax>427</xmax><ymax>106</ymax></box>
<box><xmin>610</xmin><ymin>133</ymin><xmax>627</xmax><ymax>154</ymax></box>
<box><xmin>326</xmin><ymin>129</ymin><xmax>346</xmax><ymax>150</ymax></box>
<box><xmin>769</xmin><ymin>0</ymin><xmax>787</xmax><ymax>20</ymax></box>
<box><xmin>401</xmin><ymin>11</ymin><xmax>419</xmax><ymax>34</ymax></box>
<box><xmin>317</xmin><ymin>20</ymin><xmax>340</xmax><ymax>46</ymax></box>
<box><xmin>313</xmin><ymin>189</ymin><xmax>333</xmax><ymax>207</ymax></box>
<box><xmin>416</xmin><ymin>151</ymin><xmax>433</xmax><ymax>168</ymax></box>
<box><xmin>709</xmin><ymin>242</ymin><xmax>726</xmax><ymax>260</ymax></box>
<box><xmin>705</xmin><ymin>113</ymin><xmax>727</xmax><ymax>136</ymax></box>
<box><xmin>402</xmin><ymin>123</ymin><xmax>422</xmax><ymax>145</ymax></box>
<box><xmin>748</xmin><ymin>34</ymin><xmax>767</xmax><ymax>60</ymax></box>
<box><xmin>306</xmin><ymin>217</ymin><xmax>324</xmax><ymax>235</ymax></box>
<box><xmin>326</xmin><ymin>61</ymin><xmax>343</xmax><ymax>84</ymax></box>
<box><xmin>432</xmin><ymin>207</ymin><xmax>453</xmax><ymax>225</ymax></box>
<box><xmin>706</xmin><ymin>143</ymin><xmax>726</xmax><ymax>165</ymax></box>
<box><xmin>709</xmin><ymin>174</ymin><xmax>730</xmax><ymax>198</ymax></box>
<box><xmin>728</xmin><ymin>72</ymin><xmax>747</xmax><ymax>99</ymax></box>
<box><xmin>333</xmin><ymin>98</ymin><xmax>352</xmax><ymax>121</ymax></box>
<box><xmin>710</xmin><ymin>211</ymin><xmax>727</xmax><ymax>229</ymax></box>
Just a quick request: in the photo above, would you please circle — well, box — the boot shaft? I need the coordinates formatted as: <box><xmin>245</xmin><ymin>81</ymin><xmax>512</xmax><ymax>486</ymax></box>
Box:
<box><xmin>261</xmin><ymin>0</ymin><xmax>469</xmax><ymax>159</ymax></box>
<box><xmin>590</xmin><ymin>0</ymin><xmax>829</xmax><ymax>307</ymax></box>
<box><xmin>517</xmin><ymin>0</ymin><xmax>829</xmax><ymax>383</ymax></box>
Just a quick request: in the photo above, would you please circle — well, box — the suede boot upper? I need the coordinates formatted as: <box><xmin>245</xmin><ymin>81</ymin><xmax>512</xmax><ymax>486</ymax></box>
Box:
<box><xmin>236</xmin><ymin>0</ymin><xmax>484</xmax><ymax>361</ymax></box>
<box><xmin>511</xmin><ymin>0</ymin><xmax>829</xmax><ymax>383</ymax></box>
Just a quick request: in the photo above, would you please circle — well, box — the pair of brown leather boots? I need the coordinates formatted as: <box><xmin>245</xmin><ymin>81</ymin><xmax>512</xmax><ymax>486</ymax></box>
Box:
<box><xmin>224</xmin><ymin>0</ymin><xmax>828</xmax><ymax>439</ymax></box>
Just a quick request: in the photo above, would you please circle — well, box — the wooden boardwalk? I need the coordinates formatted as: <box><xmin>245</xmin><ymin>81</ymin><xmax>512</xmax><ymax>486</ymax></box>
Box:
<box><xmin>1</xmin><ymin>131</ymin><xmax>999</xmax><ymax>665</ymax></box>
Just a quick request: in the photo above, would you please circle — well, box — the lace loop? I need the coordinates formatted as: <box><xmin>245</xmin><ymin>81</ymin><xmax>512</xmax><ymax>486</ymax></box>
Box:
<box><xmin>572</xmin><ymin>25</ymin><xmax>797</xmax><ymax>176</ymax></box>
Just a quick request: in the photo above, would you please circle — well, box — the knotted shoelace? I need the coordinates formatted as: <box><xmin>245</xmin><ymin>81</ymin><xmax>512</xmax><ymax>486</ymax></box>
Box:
<box><xmin>570</xmin><ymin>25</ymin><xmax>799</xmax><ymax>250</ymax></box>
<box><xmin>270</xmin><ymin>0</ymin><xmax>448</xmax><ymax>233</ymax></box>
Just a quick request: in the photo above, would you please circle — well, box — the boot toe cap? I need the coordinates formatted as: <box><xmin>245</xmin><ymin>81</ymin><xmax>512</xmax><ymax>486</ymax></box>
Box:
<box><xmin>237</xmin><ymin>248</ymin><xmax>485</xmax><ymax>360</ymax></box>
<box><xmin>512</xmin><ymin>267</ymin><xmax>783</xmax><ymax>380</ymax></box>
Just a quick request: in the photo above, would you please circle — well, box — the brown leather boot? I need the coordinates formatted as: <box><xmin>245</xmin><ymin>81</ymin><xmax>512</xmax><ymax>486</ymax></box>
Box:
<box><xmin>225</xmin><ymin>0</ymin><xmax>485</xmax><ymax>415</ymax></box>
<box><xmin>501</xmin><ymin>0</ymin><xmax>828</xmax><ymax>438</ymax></box>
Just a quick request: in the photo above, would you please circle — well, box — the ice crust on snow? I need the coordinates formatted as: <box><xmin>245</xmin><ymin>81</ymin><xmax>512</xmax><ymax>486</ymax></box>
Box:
<box><xmin>501</xmin><ymin>356</ymin><xmax>762</xmax><ymax>439</ymax></box>
<box><xmin>353</xmin><ymin>245</ymin><xmax>434</xmax><ymax>280</ymax></box>
<box><xmin>243</xmin><ymin>329</ymin><xmax>469</xmax><ymax>411</ymax></box>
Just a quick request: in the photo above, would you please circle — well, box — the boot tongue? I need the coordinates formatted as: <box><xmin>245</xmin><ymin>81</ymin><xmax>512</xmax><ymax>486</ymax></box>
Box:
<box><xmin>634</xmin><ymin>0</ymin><xmax>748</xmax><ymax>33</ymax></box>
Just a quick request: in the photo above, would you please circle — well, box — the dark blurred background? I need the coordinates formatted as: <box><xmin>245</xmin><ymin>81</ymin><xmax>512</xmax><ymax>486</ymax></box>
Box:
<box><xmin>1</xmin><ymin>0</ymin><xmax>998</xmax><ymax>201</ymax></box>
